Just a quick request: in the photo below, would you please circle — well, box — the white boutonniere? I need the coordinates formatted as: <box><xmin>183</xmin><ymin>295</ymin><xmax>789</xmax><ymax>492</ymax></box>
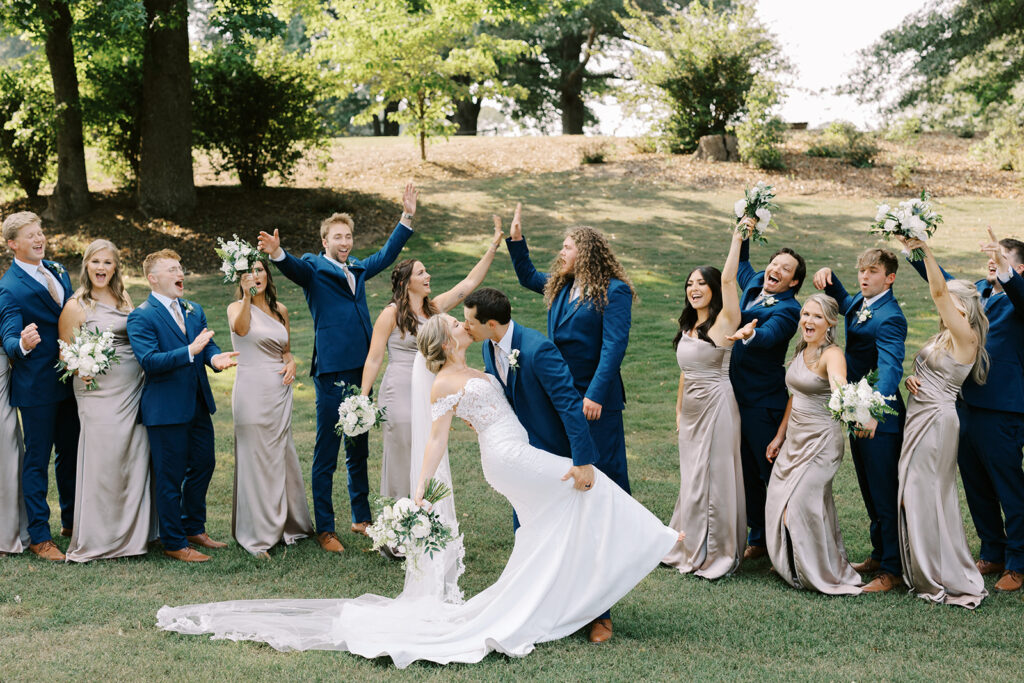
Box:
<box><xmin>507</xmin><ymin>349</ymin><xmax>520</xmax><ymax>372</ymax></box>
<box><xmin>856</xmin><ymin>306</ymin><xmax>872</xmax><ymax>325</ymax></box>
<box><xmin>181</xmin><ymin>300</ymin><xmax>195</xmax><ymax>316</ymax></box>
<box><xmin>47</xmin><ymin>262</ymin><xmax>66</xmax><ymax>276</ymax></box>
<box><xmin>762</xmin><ymin>295</ymin><xmax>778</xmax><ymax>307</ymax></box>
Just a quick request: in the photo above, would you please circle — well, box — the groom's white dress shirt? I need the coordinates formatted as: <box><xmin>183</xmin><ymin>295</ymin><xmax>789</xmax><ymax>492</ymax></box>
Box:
<box><xmin>493</xmin><ymin>321</ymin><xmax>515</xmax><ymax>384</ymax></box>
<box><xmin>151</xmin><ymin>291</ymin><xmax>194</xmax><ymax>362</ymax></box>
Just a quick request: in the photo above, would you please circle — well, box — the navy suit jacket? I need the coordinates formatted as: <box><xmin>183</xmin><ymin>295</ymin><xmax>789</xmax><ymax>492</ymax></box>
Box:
<box><xmin>482</xmin><ymin>321</ymin><xmax>598</xmax><ymax>467</ymax></box>
<box><xmin>907</xmin><ymin>257</ymin><xmax>1024</xmax><ymax>414</ymax></box>
<box><xmin>126</xmin><ymin>294</ymin><xmax>222</xmax><ymax>426</ymax></box>
<box><xmin>728</xmin><ymin>240</ymin><xmax>801</xmax><ymax>408</ymax></box>
<box><xmin>824</xmin><ymin>275</ymin><xmax>907</xmax><ymax>433</ymax></box>
<box><xmin>506</xmin><ymin>237</ymin><xmax>630</xmax><ymax>410</ymax></box>
<box><xmin>274</xmin><ymin>223</ymin><xmax>411</xmax><ymax>376</ymax></box>
<box><xmin>0</xmin><ymin>261</ymin><xmax>74</xmax><ymax>407</ymax></box>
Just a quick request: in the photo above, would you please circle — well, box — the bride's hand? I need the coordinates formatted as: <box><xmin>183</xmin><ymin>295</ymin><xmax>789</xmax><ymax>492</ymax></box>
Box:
<box><xmin>413</xmin><ymin>480</ymin><xmax>425</xmax><ymax>506</ymax></box>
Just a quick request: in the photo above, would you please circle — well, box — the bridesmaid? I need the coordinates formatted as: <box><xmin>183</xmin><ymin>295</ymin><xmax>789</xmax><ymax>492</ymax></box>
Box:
<box><xmin>763</xmin><ymin>294</ymin><xmax>863</xmax><ymax>594</ymax></box>
<box><xmin>228</xmin><ymin>261</ymin><xmax>313</xmax><ymax>558</ymax></box>
<box><xmin>663</xmin><ymin>225</ymin><xmax>745</xmax><ymax>579</ymax></box>
<box><xmin>898</xmin><ymin>238</ymin><xmax>989</xmax><ymax>608</ymax></box>
<box><xmin>59</xmin><ymin>239</ymin><xmax>152</xmax><ymax>562</ymax></box>
<box><xmin>360</xmin><ymin>218</ymin><xmax>503</xmax><ymax>499</ymax></box>
<box><xmin>0</xmin><ymin>342</ymin><xmax>27</xmax><ymax>556</ymax></box>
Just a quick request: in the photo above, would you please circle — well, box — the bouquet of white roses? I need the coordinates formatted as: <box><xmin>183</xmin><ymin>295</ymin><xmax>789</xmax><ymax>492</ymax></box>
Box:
<box><xmin>56</xmin><ymin>326</ymin><xmax>119</xmax><ymax>391</ymax></box>
<box><xmin>368</xmin><ymin>478</ymin><xmax>455</xmax><ymax>572</ymax></box>
<box><xmin>215</xmin><ymin>234</ymin><xmax>267</xmax><ymax>296</ymax></box>
<box><xmin>827</xmin><ymin>372</ymin><xmax>898</xmax><ymax>435</ymax></box>
<box><xmin>335</xmin><ymin>383</ymin><xmax>386</xmax><ymax>440</ymax></box>
<box><xmin>733</xmin><ymin>181</ymin><xmax>778</xmax><ymax>244</ymax></box>
<box><xmin>869</xmin><ymin>190</ymin><xmax>943</xmax><ymax>261</ymax></box>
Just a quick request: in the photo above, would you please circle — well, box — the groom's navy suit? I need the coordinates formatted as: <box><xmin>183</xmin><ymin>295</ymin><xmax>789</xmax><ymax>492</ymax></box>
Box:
<box><xmin>272</xmin><ymin>222</ymin><xmax>411</xmax><ymax>530</ymax></box>
<box><xmin>824</xmin><ymin>275</ymin><xmax>907</xmax><ymax>576</ymax></box>
<box><xmin>0</xmin><ymin>261</ymin><xmax>79</xmax><ymax>545</ymax></box>
<box><xmin>729</xmin><ymin>239</ymin><xmax>800</xmax><ymax>549</ymax></box>
<box><xmin>127</xmin><ymin>294</ymin><xmax>223</xmax><ymax>552</ymax></box>
<box><xmin>906</xmin><ymin>257</ymin><xmax>1024</xmax><ymax>572</ymax></box>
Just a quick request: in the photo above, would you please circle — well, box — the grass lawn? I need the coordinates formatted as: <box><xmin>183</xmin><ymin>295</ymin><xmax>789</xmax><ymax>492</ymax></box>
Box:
<box><xmin>2</xmin><ymin>170</ymin><xmax>1023</xmax><ymax>681</ymax></box>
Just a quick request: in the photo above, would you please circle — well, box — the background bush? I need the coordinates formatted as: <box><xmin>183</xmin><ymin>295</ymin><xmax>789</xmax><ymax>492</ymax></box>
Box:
<box><xmin>806</xmin><ymin>120</ymin><xmax>878</xmax><ymax>167</ymax></box>
<box><xmin>81</xmin><ymin>50</ymin><xmax>144</xmax><ymax>188</ymax></box>
<box><xmin>0</xmin><ymin>57</ymin><xmax>56</xmax><ymax>198</ymax></box>
<box><xmin>733</xmin><ymin>77</ymin><xmax>787</xmax><ymax>170</ymax></box>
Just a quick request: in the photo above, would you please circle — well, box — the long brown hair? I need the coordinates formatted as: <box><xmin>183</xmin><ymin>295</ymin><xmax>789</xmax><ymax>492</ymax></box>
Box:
<box><xmin>75</xmin><ymin>239</ymin><xmax>132</xmax><ymax>311</ymax></box>
<box><xmin>673</xmin><ymin>266</ymin><xmax>722</xmax><ymax>348</ymax></box>
<box><xmin>543</xmin><ymin>226</ymin><xmax>636</xmax><ymax>311</ymax></box>
<box><xmin>235</xmin><ymin>261</ymin><xmax>285</xmax><ymax>324</ymax></box>
<box><xmin>390</xmin><ymin>259</ymin><xmax>439</xmax><ymax>337</ymax></box>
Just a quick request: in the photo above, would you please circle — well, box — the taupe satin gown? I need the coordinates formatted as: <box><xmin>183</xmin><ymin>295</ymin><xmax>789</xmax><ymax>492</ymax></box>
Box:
<box><xmin>0</xmin><ymin>351</ymin><xmax>28</xmax><ymax>554</ymax></box>
<box><xmin>378</xmin><ymin>309</ymin><xmax>425</xmax><ymax>498</ymax></box>
<box><xmin>898</xmin><ymin>344</ymin><xmax>986</xmax><ymax>608</ymax></box>
<box><xmin>231</xmin><ymin>304</ymin><xmax>313</xmax><ymax>554</ymax></box>
<box><xmin>66</xmin><ymin>302</ymin><xmax>152</xmax><ymax>562</ymax></box>
<box><xmin>664</xmin><ymin>333</ymin><xmax>745</xmax><ymax>579</ymax></box>
<box><xmin>765</xmin><ymin>352</ymin><xmax>862</xmax><ymax>594</ymax></box>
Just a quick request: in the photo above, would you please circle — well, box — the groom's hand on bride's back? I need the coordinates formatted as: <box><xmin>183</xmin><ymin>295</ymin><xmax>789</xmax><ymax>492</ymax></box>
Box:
<box><xmin>562</xmin><ymin>464</ymin><xmax>595</xmax><ymax>491</ymax></box>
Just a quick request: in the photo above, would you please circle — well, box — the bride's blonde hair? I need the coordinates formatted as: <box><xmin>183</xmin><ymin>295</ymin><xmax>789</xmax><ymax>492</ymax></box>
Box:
<box><xmin>417</xmin><ymin>315</ymin><xmax>452</xmax><ymax>374</ymax></box>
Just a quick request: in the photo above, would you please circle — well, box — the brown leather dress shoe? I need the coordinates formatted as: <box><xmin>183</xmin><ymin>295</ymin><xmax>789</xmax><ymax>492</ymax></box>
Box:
<box><xmin>589</xmin><ymin>618</ymin><xmax>613</xmax><ymax>643</ymax></box>
<box><xmin>862</xmin><ymin>572</ymin><xmax>902</xmax><ymax>593</ymax></box>
<box><xmin>851</xmin><ymin>557</ymin><xmax>881</xmax><ymax>573</ymax></box>
<box><xmin>318</xmin><ymin>531</ymin><xmax>345</xmax><ymax>553</ymax></box>
<box><xmin>164</xmin><ymin>547</ymin><xmax>211</xmax><ymax>562</ymax></box>
<box><xmin>29</xmin><ymin>540</ymin><xmax>65</xmax><ymax>562</ymax></box>
<box><xmin>743</xmin><ymin>545</ymin><xmax>768</xmax><ymax>560</ymax></box>
<box><xmin>351</xmin><ymin>522</ymin><xmax>371</xmax><ymax>537</ymax></box>
<box><xmin>976</xmin><ymin>559</ymin><xmax>1005</xmax><ymax>576</ymax></box>
<box><xmin>186</xmin><ymin>533</ymin><xmax>227</xmax><ymax>549</ymax></box>
<box><xmin>994</xmin><ymin>570</ymin><xmax>1023</xmax><ymax>592</ymax></box>
<box><xmin>60</xmin><ymin>528</ymin><xmax>72</xmax><ymax>538</ymax></box>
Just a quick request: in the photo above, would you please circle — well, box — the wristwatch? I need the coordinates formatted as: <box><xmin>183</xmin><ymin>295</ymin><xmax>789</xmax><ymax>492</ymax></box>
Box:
<box><xmin>402</xmin><ymin>212</ymin><xmax>415</xmax><ymax>220</ymax></box>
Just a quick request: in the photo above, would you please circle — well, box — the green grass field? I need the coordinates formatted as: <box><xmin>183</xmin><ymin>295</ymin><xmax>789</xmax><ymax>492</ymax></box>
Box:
<box><xmin>2</xmin><ymin>173</ymin><xmax>1023</xmax><ymax>681</ymax></box>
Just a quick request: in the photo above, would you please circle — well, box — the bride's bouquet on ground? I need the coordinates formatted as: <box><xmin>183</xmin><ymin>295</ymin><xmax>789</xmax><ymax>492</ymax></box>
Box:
<box><xmin>369</xmin><ymin>479</ymin><xmax>456</xmax><ymax>573</ymax></box>
<box><xmin>827</xmin><ymin>372</ymin><xmax>898</xmax><ymax>435</ymax></box>
<box><xmin>335</xmin><ymin>383</ymin><xmax>386</xmax><ymax>442</ymax></box>
<box><xmin>869</xmin><ymin>190</ymin><xmax>942</xmax><ymax>261</ymax></box>
<box><xmin>56</xmin><ymin>326</ymin><xmax>119</xmax><ymax>391</ymax></box>
<box><xmin>734</xmin><ymin>181</ymin><xmax>778</xmax><ymax>244</ymax></box>
<box><xmin>215</xmin><ymin>234</ymin><xmax>267</xmax><ymax>295</ymax></box>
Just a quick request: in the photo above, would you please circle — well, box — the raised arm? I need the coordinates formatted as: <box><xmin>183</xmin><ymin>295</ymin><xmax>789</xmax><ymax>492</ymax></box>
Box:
<box><xmin>736</xmin><ymin>222</ymin><xmax>757</xmax><ymax>290</ymax></box>
<box><xmin>710</xmin><ymin>231</ymin><xmax>744</xmax><ymax>344</ymax></box>
<box><xmin>360</xmin><ymin>305</ymin><xmax>398</xmax><ymax>395</ymax></box>
<box><xmin>258</xmin><ymin>229</ymin><xmax>316</xmax><ymax>288</ymax></box>
<box><xmin>981</xmin><ymin>227</ymin><xmax>1024</xmax><ymax>320</ymax></box>
<box><xmin>815</xmin><ymin>268</ymin><xmax>855</xmax><ymax>314</ymax></box>
<box><xmin>227</xmin><ymin>273</ymin><xmax>255</xmax><ymax>337</ymax></box>
<box><xmin>742</xmin><ymin>303</ymin><xmax>799</xmax><ymax>349</ymax></box>
<box><xmin>912</xmin><ymin>239</ymin><xmax>977</xmax><ymax>358</ymax></box>
<box><xmin>433</xmin><ymin>217</ymin><xmax>504</xmax><ymax>312</ymax></box>
<box><xmin>505</xmin><ymin>203</ymin><xmax>549</xmax><ymax>294</ymax></box>
<box><xmin>362</xmin><ymin>183</ymin><xmax>418</xmax><ymax>279</ymax></box>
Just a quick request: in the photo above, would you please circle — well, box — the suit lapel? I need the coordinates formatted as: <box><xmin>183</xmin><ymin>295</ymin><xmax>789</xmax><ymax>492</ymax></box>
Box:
<box><xmin>318</xmin><ymin>254</ymin><xmax>355</xmax><ymax>297</ymax></box>
<box><xmin>13</xmin><ymin>262</ymin><xmax>61</xmax><ymax>315</ymax></box>
<box><xmin>556</xmin><ymin>284</ymin><xmax>581</xmax><ymax>329</ymax></box>
<box><xmin>149</xmin><ymin>293</ymin><xmax>188</xmax><ymax>343</ymax></box>
<box><xmin>507</xmin><ymin>323</ymin><xmax>523</xmax><ymax>405</ymax></box>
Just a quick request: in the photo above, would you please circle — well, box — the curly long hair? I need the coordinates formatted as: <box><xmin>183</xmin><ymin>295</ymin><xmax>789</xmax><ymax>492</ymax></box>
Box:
<box><xmin>390</xmin><ymin>259</ymin><xmax>439</xmax><ymax>337</ymax></box>
<box><xmin>543</xmin><ymin>226</ymin><xmax>636</xmax><ymax>311</ymax></box>
<box><xmin>234</xmin><ymin>261</ymin><xmax>285</xmax><ymax>324</ymax></box>
<box><xmin>673</xmin><ymin>266</ymin><xmax>723</xmax><ymax>348</ymax></box>
<box><xmin>75</xmin><ymin>239</ymin><xmax>132</xmax><ymax>312</ymax></box>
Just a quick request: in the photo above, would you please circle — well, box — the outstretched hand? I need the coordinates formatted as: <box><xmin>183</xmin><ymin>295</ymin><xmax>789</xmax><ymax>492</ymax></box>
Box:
<box><xmin>402</xmin><ymin>181</ymin><xmax>418</xmax><ymax>218</ymax></box>
<box><xmin>258</xmin><ymin>229</ymin><xmax>282</xmax><ymax>259</ymax></box>
<box><xmin>812</xmin><ymin>267</ymin><xmax>833</xmax><ymax>290</ymax></box>
<box><xmin>726</xmin><ymin>318</ymin><xmax>758</xmax><ymax>342</ymax></box>
<box><xmin>211</xmin><ymin>351</ymin><xmax>239</xmax><ymax>371</ymax></box>
<box><xmin>490</xmin><ymin>214</ymin><xmax>505</xmax><ymax>247</ymax></box>
<box><xmin>562</xmin><ymin>464</ymin><xmax>595</xmax><ymax>491</ymax></box>
<box><xmin>508</xmin><ymin>202</ymin><xmax>523</xmax><ymax>241</ymax></box>
<box><xmin>980</xmin><ymin>227</ymin><xmax>1008</xmax><ymax>271</ymax></box>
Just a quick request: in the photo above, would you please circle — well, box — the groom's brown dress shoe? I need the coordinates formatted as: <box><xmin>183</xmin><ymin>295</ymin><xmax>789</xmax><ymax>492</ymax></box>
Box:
<box><xmin>588</xmin><ymin>619</ymin><xmax>613</xmax><ymax>643</ymax></box>
<box><xmin>994</xmin><ymin>570</ymin><xmax>1023</xmax><ymax>592</ymax></box>
<box><xmin>851</xmin><ymin>557</ymin><xmax>881</xmax><ymax>573</ymax></box>
<box><xmin>351</xmin><ymin>522</ymin><xmax>371</xmax><ymax>537</ymax></box>
<box><xmin>318</xmin><ymin>532</ymin><xmax>345</xmax><ymax>553</ymax></box>
<box><xmin>862</xmin><ymin>572</ymin><xmax>902</xmax><ymax>593</ymax></box>
<box><xmin>164</xmin><ymin>547</ymin><xmax>210</xmax><ymax>562</ymax></box>
<box><xmin>976</xmin><ymin>559</ymin><xmax>1005</xmax><ymax>576</ymax></box>
<box><xmin>29</xmin><ymin>540</ymin><xmax>65</xmax><ymax>562</ymax></box>
<box><xmin>743</xmin><ymin>545</ymin><xmax>768</xmax><ymax>560</ymax></box>
<box><xmin>60</xmin><ymin>528</ymin><xmax>72</xmax><ymax>538</ymax></box>
<box><xmin>187</xmin><ymin>533</ymin><xmax>227</xmax><ymax>549</ymax></box>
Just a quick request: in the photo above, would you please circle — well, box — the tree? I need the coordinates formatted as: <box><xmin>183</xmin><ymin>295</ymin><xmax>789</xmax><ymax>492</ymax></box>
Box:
<box><xmin>0</xmin><ymin>57</ymin><xmax>57</xmax><ymax>197</ymax></box>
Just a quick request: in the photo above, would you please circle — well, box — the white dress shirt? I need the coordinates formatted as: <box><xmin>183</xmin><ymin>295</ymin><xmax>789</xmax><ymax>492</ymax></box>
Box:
<box><xmin>492</xmin><ymin>321</ymin><xmax>515</xmax><ymax>383</ymax></box>
<box><xmin>14</xmin><ymin>257</ymin><xmax>63</xmax><ymax>356</ymax></box>
<box><xmin>151</xmin><ymin>291</ymin><xmax>194</xmax><ymax>362</ymax></box>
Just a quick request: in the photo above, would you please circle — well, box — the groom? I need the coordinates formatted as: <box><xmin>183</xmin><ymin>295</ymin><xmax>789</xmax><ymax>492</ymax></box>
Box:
<box><xmin>463</xmin><ymin>288</ymin><xmax>621</xmax><ymax>643</ymax></box>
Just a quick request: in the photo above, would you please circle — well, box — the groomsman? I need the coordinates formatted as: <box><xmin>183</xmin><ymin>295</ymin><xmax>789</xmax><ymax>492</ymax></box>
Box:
<box><xmin>814</xmin><ymin>249</ymin><xmax>907</xmax><ymax>592</ymax></box>
<box><xmin>726</xmin><ymin>222</ymin><xmax>804</xmax><ymax>559</ymax></box>
<box><xmin>902</xmin><ymin>230</ymin><xmax>1024</xmax><ymax>592</ymax></box>
<box><xmin>0</xmin><ymin>211</ymin><xmax>79</xmax><ymax>562</ymax></box>
<box><xmin>127</xmin><ymin>250</ymin><xmax>238</xmax><ymax>562</ymax></box>
<box><xmin>258</xmin><ymin>183</ymin><xmax>416</xmax><ymax>553</ymax></box>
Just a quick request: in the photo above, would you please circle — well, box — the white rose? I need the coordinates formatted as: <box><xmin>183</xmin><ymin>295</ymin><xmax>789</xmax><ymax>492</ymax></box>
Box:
<box><xmin>66</xmin><ymin>357</ymin><xmax>79</xmax><ymax>371</ymax></box>
<box><xmin>394</xmin><ymin>498</ymin><xmax>418</xmax><ymax>517</ymax></box>
<box><xmin>79</xmin><ymin>342</ymin><xmax>94</xmax><ymax>357</ymax></box>
<box><xmin>854</xmin><ymin>405</ymin><xmax>872</xmax><ymax>425</ymax></box>
<box><xmin>874</xmin><ymin>204</ymin><xmax>890</xmax><ymax>222</ymax></box>
<box><xmin>883</xmin><ymin>219</ymin><xmax>897</xmax><ymax>232</ymax></box>
<box><xmin>235</xmin><ymin>257</ymin><xmax>249</xmax><ymax>271</ymax></box>
<box><xmin>734</xmin><ymin>199</ymin><xmax>747</xmax><ymax>218</ymax></box>
<box><xmin>755</xmin><ymin>208</ymin><xmax>771</xmax><ymax>230</ymax></box>
<box><xmin>411</xmin><ymin>519</ymin><xmax>431</xmax><ymax>539</ymax></box>
<box><xmin>856</xmin><ymin>379</ymin><xmax>874</xmax><ymax>401</ymax></box>
<box><xmin>828</xmin><ymin>393</ymin><xmax>842</xmax><ymax>412</ymax></box>
<box><xmin>220</xmin><ymin>262</ymin><xmax>233</xmax><ymax>275</ymax></box>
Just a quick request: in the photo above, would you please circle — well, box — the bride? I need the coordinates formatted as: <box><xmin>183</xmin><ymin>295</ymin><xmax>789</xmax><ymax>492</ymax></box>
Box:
<box><xmin>157</xmin><ymin>314</ymin><xmax>680</xmax><ymax>668</ymax></box>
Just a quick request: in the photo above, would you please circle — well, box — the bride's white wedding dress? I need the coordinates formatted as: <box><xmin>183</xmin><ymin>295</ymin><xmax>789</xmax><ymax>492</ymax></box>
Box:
<box><xmin>157</xmin><ymin>375</ymin><xmax>678</xmax><ymax>668</ymax></box>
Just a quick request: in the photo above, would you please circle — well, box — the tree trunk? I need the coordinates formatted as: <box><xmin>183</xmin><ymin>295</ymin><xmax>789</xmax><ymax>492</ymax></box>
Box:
<box><xmin>371</xmin><ymin>113</ymin><xmax>382</xmax><ymax>136</ymax></box>
<box><xmin>558</xmin><ymin>29</ymin><xmax>594</xmax><ymax>135</ymax></box>
<box><xmin>451</xmin><ymin>96</ymin><xmax>481</xmax><ymax>135</ymax></box>
<box><xmin>37</xmin><ymin>0</ymin><xmax>89</xmax><ymax>220</ymax></box>
<box><xmin>560</xmin><ymin>89</ymin><xmax>586</xmax><ymax>136</ymax></box>
<box><xmin>382</xmin><ymin>101</ymin><xmax>400</xmax><ymax>136</ymax></box>
<box><xmin>138</xmin><ymin>0</ymin><xmax>195</xmax><ymax>219</ymax></box>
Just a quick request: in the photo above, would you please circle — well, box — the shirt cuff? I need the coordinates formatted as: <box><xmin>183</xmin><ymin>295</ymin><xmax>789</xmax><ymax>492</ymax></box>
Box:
<box><xmin>19</xmin><ymin>340</ymin><xmax>30</xmax><ymax>356</ymax></box>
<box><xmin>271</xmin><ymin>250</ymin><xmax>286</xmax><ymax>262</ymax></box>
<box><xmin>188</xmin><ymin>350</ymin><xmax>194</xmax><ymax>363</ymax></box>
<box><xmin>742</xmin><ymin>329</ymin><xmax>757</xmax><ymax>345</ymax></box>
<box><xmin>997</xmin><ymin>267</ymin><xmax>1013</xmax><ymax>283</ymax></box>
<box><xmin>398</xmin><ymin>220</ymin><xmax>414</xmax><ymax>231</ymax></box>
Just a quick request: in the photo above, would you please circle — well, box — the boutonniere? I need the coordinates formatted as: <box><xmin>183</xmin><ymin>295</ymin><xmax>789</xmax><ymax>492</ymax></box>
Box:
<box><xmin>181</xmin><ymin>300</ymin><xmax>195</xmax><ymax>316</ymax></box>
<box><xmin>47</xmin><ymin>262</ymin><xmax>66</xmax><ymax>276</ymax></box>
<box><xmin>508</xmin><ymin>349</ymin><xmax>520</xmax><ymax>372</ymax></box>
<box><xmin>762</xmin><ymin>295</ymin><xmax>778</xmax><ymax>307</ymax></box>
<box><xmin>856</xmin><ymin>306</ymin><xmax>872</xmax><ymax>325</ymax></box>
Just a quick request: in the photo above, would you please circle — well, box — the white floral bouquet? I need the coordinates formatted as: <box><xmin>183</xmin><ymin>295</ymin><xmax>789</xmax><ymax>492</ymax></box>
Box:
<box><xmin>869</xmin><ymin>190</ymin><xmax>943</xmax><ymax>261</ymax></box>
<box><xmin>368</xmin><ymin>478</ymin><xmax>455</xmax><ymax>573</ymax></box>
<box><xmin>56</xmin><ymin>326</ymin><xmax>119</xmax><ymax>391</ymax></box>
<box><xmin>827</xmin><ymin>372</ymin><xmax>898</xmax><ymax>435</ymax></box>
<box><xmin>215</xmin><ymin>234</ymin><xmax>267</xmax><ymax>296</ymax></box>
<box><xmin>733</xmin><ymin>181</ymin><xmax>778</xmax><ymax>244</ymax></box>
<box><xmin>335</xmin><ymin>383</ymin><xmax>386</xmax><ymax>441</ymax></box>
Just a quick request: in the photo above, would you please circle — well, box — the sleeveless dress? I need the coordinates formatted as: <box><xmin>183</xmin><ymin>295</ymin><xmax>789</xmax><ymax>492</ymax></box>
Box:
<box><xmin>378</xmin><ymin>307</ymin><xmax>426</xmax><ymax>498</ymax></box>
<box><xmin>663</xmin><ymin>333</ymin><xmax>745</xmax><ymax>579</ymax></box>
<box><xmin>66</xmin><ymin>301</ymin><xmax>152</xmax><ymax>562</ymax></box>
<box><xmin>898</xmin><ymin>344</ymin><xmax>986</xmax><ymax>608</ymax></box>
<box><xmin>765</xmin><ymin>352</ymin><xmax>862</xmax><ymax>594</ymax></box>
<box><xmin>0</xmin><ymin>351</ymin><xmax>28</xmax><ymax>554</ymax></box>
<box><xmin>157</xmin><ymin>375</ymin><xmax>678</xmax><ymax>668</ymax></box>
<box><xmin>230</xmin><ymin>304</ymin><xmax>313</xmax><ymax>555</ymax></box>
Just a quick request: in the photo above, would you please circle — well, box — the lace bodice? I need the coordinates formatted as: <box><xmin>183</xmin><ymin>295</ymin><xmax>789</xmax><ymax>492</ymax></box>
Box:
<box><xmin>431</xmin><ymin>376</ymin><xmax>515</xmax><ymax>434</ymax></box>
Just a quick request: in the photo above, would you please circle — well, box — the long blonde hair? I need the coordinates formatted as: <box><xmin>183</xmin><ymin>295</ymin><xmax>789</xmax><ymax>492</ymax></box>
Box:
<box><xmin>921</xmin><ymin>279</ymin><xmax>989</xmax><ymax>385</ymax></box>
<box><xmin>791</xmin><ymin>293</ymin><xmax>839</xmax><ymax>366</ymax></box>
<box><xmin>417</xmin><ymin>315</ymin><xmax>452</xmax><ymax>374</ymax></box>
<box><xmin>75</xmin><ymin>239</ymin><xmax>132</xmax><ymax>311</ymax></box>
<box><xmin>544</xmin><ymin>226</ymin><xmax>636</xmax><ymax>311</ymax></box>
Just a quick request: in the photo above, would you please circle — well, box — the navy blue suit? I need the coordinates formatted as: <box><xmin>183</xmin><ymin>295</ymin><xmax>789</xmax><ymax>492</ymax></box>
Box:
<box><xmin>907</xmin><ymin>257</ymin><xmax>1024</xmax><ymax>571</ymax></box>
<box><xmin>127</xmin><ymin>294</ymin><xmax>223</xmax><ymax>551</ymax></box>
<box><xmin>824</xmin><ymin>275</ymin><xmax>907</xmax><ymax>575</ymax></box>
<box><xmin>0</xmin><ymin>261</ymin><xmax>79</xmax><ymax>544</ymax></box>
<box><xmin>273</xmin><ymin>223</ymin><xmax>412</xmax><ymax>531</ymax></box>
<box><xmin>729</xmin><ymin>239</ymin><xmax>801</xmax><ymax>548</ymax></box>
<box><xmin>506</xmin><ymin>237</ymin><xmax>631</xmax><ymax>493</ymax></box>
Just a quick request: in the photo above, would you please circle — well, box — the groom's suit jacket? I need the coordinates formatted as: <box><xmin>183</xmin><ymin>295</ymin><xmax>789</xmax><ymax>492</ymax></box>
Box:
<box><xmin>0</xmin><ymin>260</ymin><xmax>74</xmax><ymax>407</ymax></box>
<box><xmin>482</xmin><ymin>321</ymin><xmax>598</xmax><ymax>467</ymax></box>
<box><xmin>126</xmin><ymin>294</ymin><xmax>222</xmax><ymax>426</ymax></box>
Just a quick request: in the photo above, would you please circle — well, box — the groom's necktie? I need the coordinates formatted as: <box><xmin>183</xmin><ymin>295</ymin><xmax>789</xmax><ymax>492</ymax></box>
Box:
<box><xmin>494</xmin><ymin>344</ymin><xmax>509</xmax><ymax>384</ymax></box>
